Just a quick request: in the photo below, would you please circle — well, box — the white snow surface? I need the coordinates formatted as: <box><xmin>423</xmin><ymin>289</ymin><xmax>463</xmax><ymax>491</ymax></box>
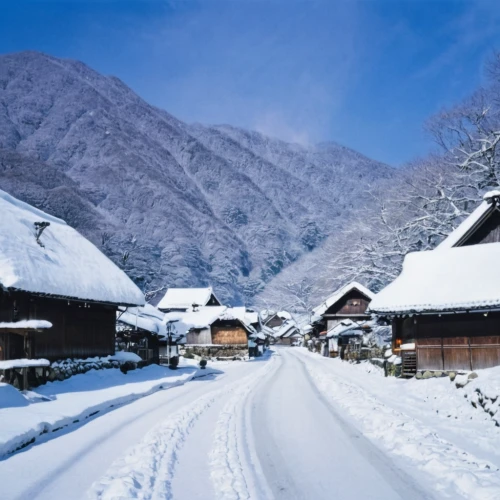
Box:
<box><xmin>293</xmin><ymin>349</ymin><xmax>500</xmax><ymax>499</ymax></box>
<box><xmin>0</xmin><ymin>319</ymin><xmax>53</xmax><ymax>329</ymax></box>
<box><xmin>164</xmin><ymin>306</ymin><xmax>228</xmax><ymax>337</ymax></box>
<box><xmin>370</xmin><ymin>242</ymin><xmax>500</xmax><ymax>314</ymax></box>
<box><xmin>157</xmin><ymin>287</ymin><xmax>217</xmax><ymax>310</ymax></box>
<box><xmin>313</xmin><ymin>281</ymin><xmax>374</xmax><ymax>316</ymax></box>
<box><xmin>0</xmin><ymin>189</ymin><xmax>144</xmax><ymax>306</ymax></box>
<box><xmin>0</xmin><ymin>361</ymin><xmax>211</xmax><ymax>457</ymax></box>
<box><xmin>0</xmin><ymin>358</ymin><xmax>50</xmax><ymax>370</ymax></box>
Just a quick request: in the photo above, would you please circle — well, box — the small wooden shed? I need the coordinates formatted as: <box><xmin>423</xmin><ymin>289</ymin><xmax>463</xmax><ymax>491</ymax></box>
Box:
<box><xmin>369</xmin><ymin>191</ymin><xmax>500</xmax><ymax>375</ymax></box>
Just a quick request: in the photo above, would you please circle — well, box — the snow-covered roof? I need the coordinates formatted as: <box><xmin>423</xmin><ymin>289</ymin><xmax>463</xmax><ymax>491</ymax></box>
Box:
<box><xmin>0</xmin><ymin>189</ymin><xmax>144</xmax><ymax>306</ymax></box>
<box><xmin>117</xmin><ymin>304</ymin><xmax>167</xmax><ymax>336</ymax></box>
<box><xmin>313</xmin><ymin>281</ymin><xmax>374</xmax><ymax>317</ymax></box>
<box><xmin>437</xmin><ymin>198</ymin><xmax>499</xmax><ymax>250</ymax></box>
<box><xmin>369</xmin><ymin>242</ymin><xmax>500</xmax><ymax>314</ymax></box>
<box><xmin>244</xmin><ymin>311</ymin><xmax>259</xmax><ymax>325</ymax></box>
<box><xmin>157</xmin><ymin>287</ymin><xmax>219</xmax><ymax>310</ymax></box>
<box><xmin>163</xmin><ymin>306</ymin><xmax>228</xmax><ymax>337</ymax></box>
<box><xmin>277</xmin><ymin>311</ymin><xmax>292</xmax><ymax>320</ymax></box>
<box><xmin>273</xmin><ymin>321</ymin><xmax>299</xmax><ymax>338</ymax></box>
<box><xmin>326</xmin><ymin>319</ymin><xmax>357</xmax><ymax>338</ymax></box>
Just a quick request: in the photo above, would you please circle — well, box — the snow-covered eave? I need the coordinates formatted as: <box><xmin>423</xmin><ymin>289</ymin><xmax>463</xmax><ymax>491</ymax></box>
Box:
<box><xmin>4</xmin><ymin>285</ymin><xmax>144</xmax><ymax>308</ymax></box>
<box><xmin>369</xmin><ymin>304</ymin><xmax>500</xmax><ymax>317</ymax></box>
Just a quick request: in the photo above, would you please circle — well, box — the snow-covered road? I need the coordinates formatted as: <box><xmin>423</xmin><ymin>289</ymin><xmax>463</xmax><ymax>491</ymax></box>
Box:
<box><xmin>252</xmin><ymin>348</ymin><xmax>428</xmax><ymax>500</ymax></box>
<box><xmin>5</xmin><ymin>347</ymin><xmax>496</xmax><ymax>499</ymax></box>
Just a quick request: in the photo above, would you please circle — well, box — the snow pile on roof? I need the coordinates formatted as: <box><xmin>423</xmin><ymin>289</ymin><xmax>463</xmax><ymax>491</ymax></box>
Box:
<box><xmin>163</xmin><ymin>306</ymin><xmax>228</xmax><ymax>338</ymax></box>
<box><xmin>273</xmin><ymin>321</ymin><xmax>300</xmax><ymax>339</ymax></box>
<box><xmin>244</xmin><ymin>310</ymin><xmax>259</xmax><ymax>325</ymax></box>
<box><xmin>277</xmin><ymin>311</ymin><xmax>292</xmax><ymax>320</ymax></box>
<box><xmin>370</xmin><ymin>242</ymin><xmax>500</xmax><ymax>314</ymax></box>
<box><xmin>157</xmin><ymin>288</ymin><xmax>217</xmax><ymax>310</ymax></box>
<box><xmin>0</xmin><ymin>189</ymin><xmax>144</xmax><ymax>306</ymax></box>
<box><xmin>326</xmin><ymin>319</ymin><xmax>359</xmax><ymax>338</ymax></box>
<box><xmin>313</xmin><ymin>281</ymin><xmax>374</xmax><ymax>316</ymax></box>
<box><xmin>117</xmin><ymin>304</ymin><xmax>167</xmax><ymax>335</ymax></box>
<box><xmin>484</xmin><ymin>190</ymin><xmax>500</xmax><ymax>201</ymax></box>
<box><xmin>0</xmin><ymin>320</ymin><xmax>52</xmax><ymax>329</ymax></box>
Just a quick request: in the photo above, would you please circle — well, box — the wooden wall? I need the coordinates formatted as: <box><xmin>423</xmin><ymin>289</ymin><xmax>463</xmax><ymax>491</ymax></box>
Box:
<box><xmin>0</xmin><ymin>289</ymin><xmax>116</xmax><ymax>361</ymax></box>
<box><xmin>324</xmin><ymin>290</ymin><xmax>371</xmax><ymax>317</ymax></box>
<box><xmin>211</xmin><ymin>320</ymin><xmax>248</xmax><ymax>345</ymax></box>
<box><xmin>393</xmin><ymin>312</ymin><xmax>500</xmax><ymax>371</ymax></box>
<box><xmin>186</xmin><ymin>328</ymin><xmax>212</xmax><ymax>345</ymax></box>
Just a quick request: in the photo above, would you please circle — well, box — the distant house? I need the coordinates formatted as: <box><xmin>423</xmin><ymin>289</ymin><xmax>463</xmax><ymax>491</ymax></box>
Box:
<box><xmin>260</xmin><ymin>310</ymin><xmax>291</xmax><ymax>329</ymax></box>
<box><xmin>311</xmin><ymin>282</ymin><xmax>374</xmax><ymax>356</ymax></box>
<box><xmin>164</xmin><ymin>305</ymin><xmax>255</xmax><ymax>352</ymax></box>
<box><xmin>0</xmin><ymin>189</ymin><xmax>144</xmax><ymax>364</ymax></box>
<box><xmin>369</xmin><ymin>190</ymin><xmax>500</xmax><ymax>376</ymax></box>
<box><xmin>157</xmin><ymin>287</ymin><xmax>221</xmax><ymax>312</ymax></box>
<box><xmin>116</xmin><ymin>304</ymin><xmax>169</xmax><ymax>364</ymax></box>
<box><xmin>313</xmin><ymin>282</ymin><xmax>374</xmax><ymax>331</ymax></box>
<box><xmin>273</xmin><ymin>321</ymin><xmax>301</xmax><ymax>345</ymax></box>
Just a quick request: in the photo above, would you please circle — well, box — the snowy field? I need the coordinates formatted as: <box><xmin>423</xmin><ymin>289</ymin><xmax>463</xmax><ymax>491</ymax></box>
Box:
<box><xmin>1</xmin><ymin>348</ymin><xmax>500</xmax><ymax>499</ymax></box>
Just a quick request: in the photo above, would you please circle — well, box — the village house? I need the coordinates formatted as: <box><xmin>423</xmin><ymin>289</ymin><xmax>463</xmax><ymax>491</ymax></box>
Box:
<box><xmin>0</xmin><ymin>189</ymin><xmax>145</xmax><ymax>385</ymax></box>
<box><xmin>116</xmin><ymin>303</ymin><xmax>175</xmax><ymax>364</ymax></box>
<box><xmin>158</xmin><ymin>287</ymin><xmax>257</xmax><ymax>358</ymax></box>
<box><xmin>310</xmin><ymin>281</ymin><xmax>374</xmax><ymax>356</ymax></box>
<box><xmin>369</xmin><ymin>190</ymin><xmax>500</xmax><ymax>377</ymax></box>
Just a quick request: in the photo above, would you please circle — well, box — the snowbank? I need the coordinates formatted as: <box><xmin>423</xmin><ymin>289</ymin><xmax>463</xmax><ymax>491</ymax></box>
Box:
<box><xmin>0</xmin><ymin>320</ymin><xmax>52</xmax><ymax>329</ymax></box>
<box><xmin>0</xmin><ymin>384</ymin><xmax>29</xmax><ymax>409</ymax></box>
<box><xmin>0</xmin><ymin>362</ymin><xmax>214</xmax><ymax>457</ymax></box>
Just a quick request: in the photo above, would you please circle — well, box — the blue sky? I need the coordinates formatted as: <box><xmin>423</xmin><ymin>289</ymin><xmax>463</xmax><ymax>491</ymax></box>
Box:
<box><xmin>1</xmin><ymin>1</ymin><xmax>500</xmax><ymax>165</ymax></box>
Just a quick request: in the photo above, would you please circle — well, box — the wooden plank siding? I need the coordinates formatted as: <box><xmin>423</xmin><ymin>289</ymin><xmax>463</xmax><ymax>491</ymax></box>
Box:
<box><xmin>393</xmin><ymin>312</ymin><xmax>500</xmax><ymax>371</ymax></box>
<box><xmin>323</xmin><ymin>290</ymin><xmax>371</xmax><ymax>317</ymax></box>
<box><xmin>211</xmin><ymin>326</ymin><xmax>248</xmax><ymax>345</ymax></box>
<box><xmin>0</xmin><ymin>289</ymin><xmax>116</xmax><ymax>361</ymax></box>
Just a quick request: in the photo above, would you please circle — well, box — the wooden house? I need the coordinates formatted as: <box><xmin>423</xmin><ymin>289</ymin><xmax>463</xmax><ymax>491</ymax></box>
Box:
<box><xmin>157</xmin><ymin>287</ymin><xmax>221</xmax><ymax>312</ymax></box>
<box><xmin>369</xmin><ymin>190</ymin><xmax>500</xmax><ymax>376</ymax></box>
<box><xmin>312</xmin><ymin>282</ymin><xmax>374</xmax><ymax>355</ymax></box>
<box><xmin>0</xmin><ymin>189</ymin><xmax>145</xmax><ymax>364</ymax></box>
<box><xmin>164</xmin><ymin>306</ymin><xmax>255</xmax><ymax>347</ymax></box>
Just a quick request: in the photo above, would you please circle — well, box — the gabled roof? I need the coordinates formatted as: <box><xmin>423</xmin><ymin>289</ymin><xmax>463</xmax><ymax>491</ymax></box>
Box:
<box><xmin>0</xmin><ymin>189</ymin><xmax>144</xmax><ymax>306</ymax></box>
<box><xmin>369</xmin><ymin>242</ymin><xmax>500</xmax><ymax>315</ymax></box>
<box><xmin>437</xmin><ymin>191</ymin><xmax>500</xmax><ymax>250</ymax></box>
<box><xmin>157</xmin><ymin>287</ymin><xmax>220</xmax><ymax>311</ymax></box>
<box><xmin>313</xmin><ymin>281</ymin><xmax>374</xmax><ymax>317</ymax></box>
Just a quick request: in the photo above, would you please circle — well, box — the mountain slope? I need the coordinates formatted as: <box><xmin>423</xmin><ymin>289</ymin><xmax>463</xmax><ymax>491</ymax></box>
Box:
<box><xmin>0</xmin><ymin>51</ymin><xmax>392</xmax><ymax>303</ymax></box>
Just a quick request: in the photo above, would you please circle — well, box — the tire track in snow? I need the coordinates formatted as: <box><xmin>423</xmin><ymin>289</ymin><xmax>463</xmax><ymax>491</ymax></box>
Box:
<box><xmin>209</xmin><ymin>355</ymin><xmax>278</xmax><ymax>500</ymax></box>
<box><xmin>87</xmin><ymin>358</ymin><xmax>275</xmax><ymax>500</ymax></box>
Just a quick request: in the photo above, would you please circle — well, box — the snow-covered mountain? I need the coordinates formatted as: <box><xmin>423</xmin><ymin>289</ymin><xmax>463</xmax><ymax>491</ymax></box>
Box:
<box><xmin>0</xmin><ymin>51</ymin><xmax>393</xmax><ymax>304</ymax></box>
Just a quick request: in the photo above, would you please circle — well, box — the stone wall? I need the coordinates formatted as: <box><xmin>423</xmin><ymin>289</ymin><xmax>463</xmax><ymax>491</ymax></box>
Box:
<box><xmin>181</xmin><ymin>345</ymin><xmax>248</xmax><ymax>360</ymax></box>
